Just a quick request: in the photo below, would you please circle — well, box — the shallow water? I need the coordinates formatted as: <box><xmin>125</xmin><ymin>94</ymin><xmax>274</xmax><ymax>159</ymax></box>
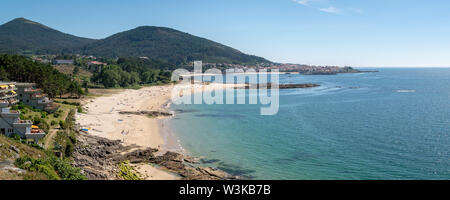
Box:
<box><xmin>170</xmin><ymin>68</ymin><xmax>450</xmax><ymax>179</ymax></box>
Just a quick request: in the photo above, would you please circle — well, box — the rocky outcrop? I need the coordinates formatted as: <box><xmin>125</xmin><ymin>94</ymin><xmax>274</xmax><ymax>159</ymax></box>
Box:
<box><xmin>118</xmin><ymin>111</ymin><xmax>173</xmax><ymax>118</ymax></box>
<box><xmin>244</xmin><ymin>83</ymin><xmax>320</xmax><ymax>89</ymax></box>
<box><xmin>72</xmin><ymin>135</ymin><xmax>127</xmax><ymax>180</ymax></box>
<box><xmin>0</xmin><ymin>160</ymin><xmax>27</xmax><ymax>175</ymax></box>
<box><xmin>73</xmin><ymin>133</ymin><xmax>232</xmax><ymax>180</ymax></box>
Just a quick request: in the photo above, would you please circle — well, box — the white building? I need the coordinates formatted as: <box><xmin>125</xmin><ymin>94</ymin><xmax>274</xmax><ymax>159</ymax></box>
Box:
<box><xmin>0</xmin><ymin>82</ymin><xmax>45</xmax><ymax>143</ymax></box>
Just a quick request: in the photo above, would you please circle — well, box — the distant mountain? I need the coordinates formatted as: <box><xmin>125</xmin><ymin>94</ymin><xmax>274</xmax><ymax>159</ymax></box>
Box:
<box><xmin>0</xmin><ymin>18</ymin><xmax>96</xmax><ymax>54</ymax></box>
<box><xmin>0</xmin><ymin>18</ymin><xmax>271</xmax><ymax>65</ymax></box>
<box><xmin>80</xmin><ymin>26</ymin><xmax>270</xmax><ymax>65</ymax></box>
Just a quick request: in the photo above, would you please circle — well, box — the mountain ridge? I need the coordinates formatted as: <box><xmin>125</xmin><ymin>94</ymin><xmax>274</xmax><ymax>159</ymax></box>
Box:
<box><xmin>0</xmin><ymin>18</ymin><xmax>96</xmax><ymax>54</ymax></box>
<box><xmin>0</xmin><ymin>18</ymin><xmax>271</xmax><ymax>65</ymax></box>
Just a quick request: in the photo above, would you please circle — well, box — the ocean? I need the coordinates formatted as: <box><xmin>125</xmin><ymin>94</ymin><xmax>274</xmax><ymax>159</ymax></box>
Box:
<box><xmin>169</xmin><ymin>68</ymin><xmax>450</xmax><ymax>180</ymax></box>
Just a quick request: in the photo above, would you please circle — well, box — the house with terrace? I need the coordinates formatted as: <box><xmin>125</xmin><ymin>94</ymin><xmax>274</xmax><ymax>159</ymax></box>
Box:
<box><xmin>0</xmin><ymin>82</ymin><xmax>45</xmax><ymax>143</ymax></box>
<box><xmin>15</xmin><ymin>83</ymin><xmax>60</xmax><ymax>113</ymax></box>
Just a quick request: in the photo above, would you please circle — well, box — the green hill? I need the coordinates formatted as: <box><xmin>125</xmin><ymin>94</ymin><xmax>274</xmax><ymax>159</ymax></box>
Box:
<box><xmin>0</xmin><ymin>18</ymin><xmax>96</xmax><ymax>54</ymax></box>
<box><xmin>80</xmin><ymin>26</ymin><xmax>270</xmax><ymax>65</ymax></box>
<box><xmin>0</xmin><ymin>18</ymin><xmax>271</xmax><ymax>65</ymax></box>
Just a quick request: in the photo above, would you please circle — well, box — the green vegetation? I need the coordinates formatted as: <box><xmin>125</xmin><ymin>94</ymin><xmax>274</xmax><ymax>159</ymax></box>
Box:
<box><xmin>0</xmin><ymin>54</ymin><xmax>80</xmax><ymax>98</ymax></box>
<box><xmin>0</xmin><ymin>18</ymin><xmax>94</xmax><ymax>54</ymax></box>
<box><xmin>10</xmin><ymin>107</ymin><xmax>86</xmax><ymax>180</ymax></box>
<box><xmin>53</xmin><ymin>130</ymin><xmax>76</xmax><ymax>158</ymax></box>
<box><xmin>0</xmin><ymin>134</ymin><xmax>86</xmax><ymax>180</ymax></box>
<box><xmin>53</xmin><ymin>109</ymin><xmax>77</xmax><ymax>157</ymax></box>
<box><xmin>0</xmin><ymin>18</ymin><xmax>270</xmax><ymax>65</ymax></box>
<box><xmin>15</xmin><ymin>155</ymin><xmax>87</xmax><ymax>180</ymax></box>
<box><xmin>0</xmin><ymin>134</ymin><xmax>47</xmax><ymax>180</ymax></box>
<box><xmin>91</xmin><ymin>65</ymin><xmax>171</xmax><ymax>88</ymax></box>
<box><xmin>13</xmin><ymin>102</ymin><xmax>51</xmax><ymax>134</ymax></box>
<box><xmin>117</xmin><ymin>160</ymin><xmax>142</xmax><ymax>180</ymax></box>
<box><xmin>67</xmin><ymin>81</ymin><xmax>84</xmax><ymax>98</ymax></box>
<box><xmin>81</xmin><ymin>26</ymin><xmax>269</xmax><ymax>65</ymax></box>
<box><xmin>54</xmin><ymin>100</ymin><xmax>81</xmax><ymax>107</ymax></box>
<box><xmin>117</xmin><ymin>57</ymin><xmax>177</xmax><ymax>71</ymax></box>
<box><xmin>0</xmin><ymin>134</ymin><xmax>44</xmax><ymax>161</ymax></box>
<box><xmin>12</xmin><ymin>101</ymin><xmax>78</xmax><ymax>151</ymax></box>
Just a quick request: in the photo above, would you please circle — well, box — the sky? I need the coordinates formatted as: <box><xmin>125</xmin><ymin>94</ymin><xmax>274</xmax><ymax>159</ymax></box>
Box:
<box><xmin>2</xmin><ymin>0</ymin><xmax>450</xmax><ymax>67</ymax></box>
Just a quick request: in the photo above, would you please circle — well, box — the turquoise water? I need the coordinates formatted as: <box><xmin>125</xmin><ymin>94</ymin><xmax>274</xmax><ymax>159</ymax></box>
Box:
<box><xmin>170</xmin><ymin>68</ymin><xmax>450</xmax><ymax>180</ymax></box>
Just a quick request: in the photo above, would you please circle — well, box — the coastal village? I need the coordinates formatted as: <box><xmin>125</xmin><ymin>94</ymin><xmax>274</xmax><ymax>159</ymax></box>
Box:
<box><xmin>33</xmin><ymin>54</ymin><xmax>362</xmax><ymax>75</ymax></box>
<box><xmin>0</xmin><ymin>17</ymin><xmax>372</xmax><ymax>180</ymax></box>
<box><xmin>0</xmin><ymin>50</ymin><xmax>366</xmax><ymax>180</ymax></box>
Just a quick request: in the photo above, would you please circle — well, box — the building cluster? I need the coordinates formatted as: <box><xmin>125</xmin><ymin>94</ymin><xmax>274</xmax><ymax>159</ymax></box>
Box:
<box><xmin>201</xmin><ymin>62</ymin><xmax>352</xmax><ymax>74</ymax></box>
<box><xmin>15</xmin><ymin>83</ymin><xmax>59</xmax><ymax>113</ymax></box>
<box><xmin>0</xmin><ymin>83</ymin><xmax>45</xmax><ymax>143</ymax></box>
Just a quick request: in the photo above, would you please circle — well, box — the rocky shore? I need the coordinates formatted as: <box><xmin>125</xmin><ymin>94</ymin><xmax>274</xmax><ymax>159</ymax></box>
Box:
<box><xmin>118</xmin><ymin>111</ymin><xmax>173</xmax><ymax>118</ymax></box>
<box><xmin>72</xmin><ymin>133</ymin><xmax>233</xmax><ymax>180</ymax></box>
<box><xmin>243</xmin><ymin>83</ymin><xmax>320</xmax><ymax>89</ymax></box>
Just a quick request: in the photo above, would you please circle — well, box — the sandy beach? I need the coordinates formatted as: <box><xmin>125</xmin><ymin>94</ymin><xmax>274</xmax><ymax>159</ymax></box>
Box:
<box><xmin>75</xmin><ymin>82</ymin><xmax>242</xmax><ymax>180</ymax></box>
<box><xmin>76</xmin><ymin>85</ymin><xmax>173</xmax><ymax>150</ymax></box>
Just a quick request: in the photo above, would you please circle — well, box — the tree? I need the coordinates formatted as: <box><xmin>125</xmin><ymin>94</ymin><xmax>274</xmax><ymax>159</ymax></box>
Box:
<box><xmin>129</xmin><ymin>72</ymin><xmax>140</xmax><ymax>86</ymax></box>
<box><xmin>0</xmin><ymin>54</ymin><xmax>75</xmax><ymax>98</ymax></box>
<box><xmin>67</xmin><ymin>81</ymin><xmax>83</xmax><ymax>98</ymax></box>
<box><xmin>0</xmin><ymin>67</ymin><xmax>9</xmax><ymax>81</ymax></box>
<box><xmin>73</xmin><ymin>66</ymin><xmax>80</xmax><ymax>75</ymax></box>
<box><xmin>101</xmin><ymin>68</ymin><xmax>121</xmax><ymax>88</ymax></box>
<box><xmin>82</xmin><ymin>81</ymin><xmax>89</xmax><ymax>94</ymax></box>
<box><xmin>91</xmin><ymin>59</ymin><xmax>172</xmax><ymax>88</ymax></box>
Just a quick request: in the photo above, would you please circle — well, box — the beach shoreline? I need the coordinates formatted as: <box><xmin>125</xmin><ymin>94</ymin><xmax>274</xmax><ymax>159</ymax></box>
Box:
<box><xmin>75</xmin><ymin>83</ymin><xmax>243</xmax><ymax>180</ymax></box>
<box><xmin>76</xmin><ymin>85</ymin><xmax>180</xmax><ymax>180</ymax></box>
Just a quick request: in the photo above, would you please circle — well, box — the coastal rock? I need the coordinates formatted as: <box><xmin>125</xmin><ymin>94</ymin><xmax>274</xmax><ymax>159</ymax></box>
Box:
<box><xmin>73</xmin><ymin>133</ymin><xmax>231</xmax><ymax>180</ymax></box>
<box><xmin>0</xmin><ymin>160</ymin><xmax>27</xmax><ymax>175</ymax></box>
<box><xmin>184</xmin><ymin>155</ymin><xmax>200</xmax><ymax>164</ymax></box>
<box><xmin>10</xmin><ymin>145</ymin><xmax>20</xmax><ymax>154</ymax></box>
<box><xmin>118</xmin><ymin>111</ymin><xmax>173</xmax><ymax>118</ymax></box>
<box><xmin>197</xmin><ymin>167</ymin><xmax>230</xmax><ymax>179</ymax></box>
<box><xmin>244</xmin><ymin>83</ymin><xmax>320</xmax><ymax>89</ymax></box>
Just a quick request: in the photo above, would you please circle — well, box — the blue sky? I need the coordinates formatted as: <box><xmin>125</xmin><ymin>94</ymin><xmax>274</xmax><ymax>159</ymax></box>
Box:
<box><xmin>2</xmin><ymin>0</ymin><xmax>450</xmax><ymax>67</ymax></box>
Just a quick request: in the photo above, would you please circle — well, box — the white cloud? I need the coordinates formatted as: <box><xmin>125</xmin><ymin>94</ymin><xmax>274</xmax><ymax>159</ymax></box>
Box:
<box><xmin>319</xmin><ymin>6</ymin><xmax>342</xmax><ymax>14</ymax></box>
<box><xmin>292</xmin><ymin>0</ymin><xmax>314</xmax><ymax>6</ymax></box>
<box><xmin>292</xmin><ymin>0</ymin><xmax>361</xmax><ymax>15</ymax></box>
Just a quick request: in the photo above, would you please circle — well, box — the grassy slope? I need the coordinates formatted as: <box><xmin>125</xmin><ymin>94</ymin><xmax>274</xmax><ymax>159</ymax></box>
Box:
<box><xmin>42</xmin><ymin>103</ymin><xmax>79</xmax><ymax>149</ymax></box>
<box><xmin>0</xmin><ymin>135</ymin><xmax>47</xmax><ymax>180</ymax></box>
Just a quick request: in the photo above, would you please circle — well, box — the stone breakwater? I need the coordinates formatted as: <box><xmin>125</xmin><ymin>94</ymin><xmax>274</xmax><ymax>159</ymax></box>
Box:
<box><xmin>72</xmin><ymin>133</ymin><xmax>234</xmax><ymax>180</ymax></box>
<box><xmin>239</xmin><ymin>83</ymin><xmax>320</xmax><ymax>89</ymax></box>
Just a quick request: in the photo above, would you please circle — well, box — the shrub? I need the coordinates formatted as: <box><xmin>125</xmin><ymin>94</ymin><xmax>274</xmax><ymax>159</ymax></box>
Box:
<box><xmin>77</xmin><ymin>106</ymin><xmax>83</xmax><ymax>113</ymax></box>
<box><xmin>15</xmin><ymin>156</ymin><xmax>87</xmax><ymax>180</ymax></box>
<box><xmin>15</xmin><ymin>156</ymin><xmax>60</xmax><ymax>180</ymax></box>
<box><xmin>59</xmin><ymin>121</ymin><xmax>66</xmax><ymax>129</ymax></box>
<box><xmin>41</xmin><ymin>112</ymin><xmax>47</xmax><ymax>119</ymax></box>
<box><xmin>10</xmin><ymin>133</ymin><xmax>22</xmax><ymax>141</ymax></box>
<box><xmin>118</xmin><ymin>161</ymin><xmax>141</xmax><ymax>180</ymax></box>
<box><xmin>32</xmin><ymin>116</ymin><xmax>41</xmax><ymax>125</ymax></box>
<box><xmin>38</xmin><ymin>121</ymin><xmax>50</xmax><ymax>133</ymax></box>
<box><xmin>64</xmin><ymin>142</ymin><xmax>74</xmax><ymax>157</ymax></box>
<box><xmin>61</xmin><ymin>101</ymin><xmax>80</xmax><ymax>106</ymax></box>
<box><xmin>48</xmin><ymin>156</ymin><xmax>86</xmax><ymax>180</ymax></box>
<box><xmin>53</xmin><ymin>112</ymin><xmax>60</xmax><ymax>118</ymax></box>
<box><xmin>18</xmin><ymin>102</ymin><xmax>25</xmax><ymax>110</ymax></box>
